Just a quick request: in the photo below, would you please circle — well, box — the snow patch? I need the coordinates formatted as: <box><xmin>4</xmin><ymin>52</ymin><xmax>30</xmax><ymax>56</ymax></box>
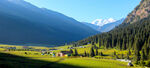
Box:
<box><xmin>91</xmin><ymin>18</ymin><xmax>116</xmax><ymax>26</ymax></box>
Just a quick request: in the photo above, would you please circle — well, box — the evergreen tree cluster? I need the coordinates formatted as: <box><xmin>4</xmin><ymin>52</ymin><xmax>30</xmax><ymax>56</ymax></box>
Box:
<box><xmin>76</xmin><ymin>16</ymin><xmax>150</xmax><ymax>62</ymax></box>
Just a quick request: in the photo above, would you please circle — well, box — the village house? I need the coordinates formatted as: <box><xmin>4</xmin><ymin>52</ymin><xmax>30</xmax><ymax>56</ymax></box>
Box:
<box><xmin>56</xmin><ymin>51</ymin><xmax>72</xmax><ymax>57</ymax></box>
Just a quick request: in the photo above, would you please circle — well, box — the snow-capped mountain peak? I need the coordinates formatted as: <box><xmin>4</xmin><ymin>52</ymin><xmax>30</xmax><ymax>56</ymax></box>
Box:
<box><xmin>91</xmin><ymin>18</ymin><xmax>116</xmax><ymax>26</ymax></box>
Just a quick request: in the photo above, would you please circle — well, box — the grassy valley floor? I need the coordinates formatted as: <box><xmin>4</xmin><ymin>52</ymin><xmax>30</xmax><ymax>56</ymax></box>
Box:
<box><xmin>0</xmin><ymin>45</ymin><xmax>143</xmax><ymax>68</ymax></box>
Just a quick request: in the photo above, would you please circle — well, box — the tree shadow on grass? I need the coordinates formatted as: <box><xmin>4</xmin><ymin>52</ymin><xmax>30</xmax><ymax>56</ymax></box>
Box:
<box><xmin>0</xmin><ymin>52</ymin><xmax>84</xmax><ymax>68</ymax></box>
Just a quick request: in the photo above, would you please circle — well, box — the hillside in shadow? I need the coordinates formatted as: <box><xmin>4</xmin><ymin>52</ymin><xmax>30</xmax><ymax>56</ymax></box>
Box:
<box><xmin>0</xmin><ymin>52</ymin><xmax>84</xmax><ymax>68</ymax></box>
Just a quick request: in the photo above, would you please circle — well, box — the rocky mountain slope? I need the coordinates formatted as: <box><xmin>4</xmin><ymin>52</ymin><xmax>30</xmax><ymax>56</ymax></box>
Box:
<box><xmin>123</xmin><ymin>0</ymin><xmax>150</xmax><ymax>24</ymax></box>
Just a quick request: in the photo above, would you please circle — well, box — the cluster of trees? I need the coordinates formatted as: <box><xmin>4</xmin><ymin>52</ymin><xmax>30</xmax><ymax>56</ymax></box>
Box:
<box><xmin>69</xmin><ymin>49</ymin><xmax>79</xmax><ymax>56</ymax></box>
<box><xmin>75</xmin><ymin>16</ymin><xmax>150</xmax><ymax>65</ymax></box>
<box><xmin>69</xmin><ymin>45</ymin><xmax>103</xmax><ymax>57</ymax></box>
<box><xmin>70</xmin><ymin>45</ymin><xmax>103</xmax><ymax>57</ymax></box>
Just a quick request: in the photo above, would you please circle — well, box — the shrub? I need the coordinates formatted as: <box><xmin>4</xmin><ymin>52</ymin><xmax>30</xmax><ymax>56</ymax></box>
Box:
<box><xmin>145</xmin><ymin>61</ymin><xmax>150</xmax><ymax>67</ymax></box>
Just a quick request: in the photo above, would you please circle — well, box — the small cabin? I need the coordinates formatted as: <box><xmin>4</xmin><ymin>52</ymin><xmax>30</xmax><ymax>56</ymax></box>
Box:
<box><xmin>56</xmin><ymin>51</ymin><xmax>72</xmax><ymax>57</ymax></box>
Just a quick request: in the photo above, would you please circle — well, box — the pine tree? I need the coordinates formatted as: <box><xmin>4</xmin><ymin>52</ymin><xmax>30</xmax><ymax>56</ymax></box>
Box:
<box><xmin>93</xmin><ymin>44</ymin><xmax>97</xmax><ymax>49</ymax></box>
<box><xmin>99</xmin><ymin>51</ymin><xmax>103</xmax><ymax>56</ymax></box>
<box><xmin>122</xmin><ymin>39</ymin><xmax>126</xmax><ymax>50</ymax></box>
<box><xmin>121</xmin><ymin>53</ymin><xmax>124</xmax><ymax>59</ymax></box>
<box><xmin>140</xmin><ymin>49</ymin><xmax>145</xmax><ymax>65</ymax></box>
<box><xmin>141</xmin><ymin>49</ymin><xmax>145</xmax><ymax>60</ymax></box>
<box><xmin>70</xmin><ymin>49</ymin><xmax>73</xmax><ymax>54</ymax></box>
<box><xmin>128</xmin><ymin>49</ymin><xmax>131</xmax><ymax>55</ymax></box>
<box><xmin>127</xmin><ymin>53</ymin><xmax>130</xmax><ymax>60</ymax></box>
<box><xmin>92</xmin><ymin>42</ymin><xmax>95</xmax><ymax>45</ymax></box>
<box><xmin>148</xmin><ymin>37</ymin><xmax>150</xmax><ymax>59</ymax></box>
<box><xmin>90</xmin><ymin>47</ymin><xmax>95</xmax><ymax>57</ymax></box>
<box><xmin>74</xmin><ymin>49</ymin><xmax>78</xmax><ymax>56</ymax></box>
<box><xmin>99</xmin><ymin>39</ymin><xmax>101</xmax><ymax>48</ymax></box>
<box><xmin>84</xmin><ymin>51</ymin><xmax>87</xmax><ymax>57</ymax></box>
<box><xmin>134</xmin><ymin>50</ymin><xmax>140</xmax><ymax>64</ymax></box>
<box><xmin>148</xmin><ymin>48</ymin><xmax>150</xmax><ymax>59</ymax></box>
<box><xmin>113</xmin><ymin>51</ymin><xmax>116</xmax><ymax>56</ymax></box>
<box><xmin>96</xmin><ymin>48</ymin><xmax>98</xmax><ymax>55</ymax></box>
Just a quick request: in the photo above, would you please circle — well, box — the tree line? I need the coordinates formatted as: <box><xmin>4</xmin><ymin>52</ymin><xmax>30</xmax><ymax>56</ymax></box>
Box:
<box><xmin>73</xmin><ymin>16</ymin><xmax>150</xmax><ymax>66</ymax></box>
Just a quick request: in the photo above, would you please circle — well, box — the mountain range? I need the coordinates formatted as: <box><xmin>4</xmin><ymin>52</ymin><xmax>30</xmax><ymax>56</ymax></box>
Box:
<box><xmin>91</xmin><ymin>18</ymin><xmax>116</xmax><ymax>27</ymax></box>
<box><xmin>83</xmin><ymin>18</ymin><xmax>124</xmax><ymax>32</ymax></box>
<box><xmin>0</xmin><ymin>0</ymin><xmax>98</xmax><ymax>46</ymax></box>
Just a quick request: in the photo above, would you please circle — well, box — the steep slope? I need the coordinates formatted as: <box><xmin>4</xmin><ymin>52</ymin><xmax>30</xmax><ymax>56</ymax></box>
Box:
<box><xmin>76</xmin><ymin>0</ymin><xmax>150</xmax><ymax>62</ymax></box>
<box><xmin>0</xmin><ymin>0</ymin><xmax>98</xmax><ymax>45</ymax></box>
<box><xmin>123</xmin><ymin>0</ymin><xmax>150</xmax><ymax>24</ymax></box>
<box><xmin>82</xmin><ymin>22</ymin><xmax>99</xmax><ymax>31</ymax></box>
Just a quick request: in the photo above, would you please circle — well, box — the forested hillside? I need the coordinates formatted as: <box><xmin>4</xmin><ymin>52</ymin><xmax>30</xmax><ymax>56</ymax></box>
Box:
<box><xmin>76</xmin><ymin>0</ymin><xmax>150</xmax><ymax>64</ymax></box>
<box><xmin>76</xmin><ymin>15</ymin><xmax>150</xmax><ymax>66</ymax></box>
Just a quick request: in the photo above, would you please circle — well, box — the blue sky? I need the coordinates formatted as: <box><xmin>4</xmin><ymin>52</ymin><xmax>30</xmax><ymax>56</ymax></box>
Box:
<box><xmin>25</xmin><ymin>0</ymin><xmax>141</xmax><ymax>23</ymax></box>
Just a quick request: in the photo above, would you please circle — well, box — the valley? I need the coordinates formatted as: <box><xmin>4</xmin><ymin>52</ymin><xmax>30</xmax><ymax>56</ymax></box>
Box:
<box><xmin>0</xmin><ymin>0</ymin><xmax>149</xmax><ymax>68</ymax></box>
<box><xmin>0</xmin><ymin>44</ymin><xmax>142</xmax><ymax>68</ymax></box>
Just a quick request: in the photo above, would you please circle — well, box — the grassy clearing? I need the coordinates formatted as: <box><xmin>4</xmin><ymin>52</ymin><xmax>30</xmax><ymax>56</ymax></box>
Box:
<box><xmin>58</xmin><ymin>58</ymin><xmax>128</xmax><ymax>68</ymax></box>
<box><xmin>0</xmin><ymin>44</ymin><xmax>142</xmax><ymax>68</ymax></box>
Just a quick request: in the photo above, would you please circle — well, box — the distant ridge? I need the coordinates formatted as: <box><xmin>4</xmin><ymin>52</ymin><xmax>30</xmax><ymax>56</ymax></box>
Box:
<box><xmin>0</xmin><ymin>0</ymin><xmax>98</xmax><ymax>46</ymax></box>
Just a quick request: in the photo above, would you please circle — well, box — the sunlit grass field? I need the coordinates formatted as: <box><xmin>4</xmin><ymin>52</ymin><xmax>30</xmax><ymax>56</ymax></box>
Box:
<box><xmin>0</xmin><ymin>44</ymin><xmax>142</xmax><ymax>68</ymax></box>
<box><xmin>58</xmin><ymin>58</ymin><xmax>127</xmax><ymax>68</ymax></box>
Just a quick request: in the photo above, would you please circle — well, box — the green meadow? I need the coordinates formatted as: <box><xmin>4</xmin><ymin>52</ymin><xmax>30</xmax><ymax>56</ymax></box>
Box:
<box><xmin>0</xmin><ymin>44</ymin><xmax>142</xmax><ymax>68</ymax></box>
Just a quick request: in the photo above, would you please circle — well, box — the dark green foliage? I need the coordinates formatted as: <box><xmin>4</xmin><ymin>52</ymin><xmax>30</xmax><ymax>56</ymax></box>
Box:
<box><xmin>127</xmin><ymin>53</ymin><xmax>130</xmax><ymax>60</ymax></box>
<box><xmin>115</xmin><ymin>55</ymin><xmax>119</xmax><ymax>59</ymax></box>
<box><xmin>76</xmin><ymin>16</ymin><xmax>150</xmax><ymax>62</ymax></box>
<box><xmin>99</xmin><ymin>52</ymin><xmax>103</xmax><ymax>56</ymax></box>
<box><xmin>92</xmin><ymin>44</ymin><xmax>98</xmax><ymax>49</ymax></box>
<box><xmin>70</xmin><ymin>49</ymin><xmax>73</xmax><ymax>54</ymax></box>
<box><xmin>134</xmin><ymin>49</ymin><xmax>141</xmax><ymax>64</ymax></box>
<box><xmin>145</xmin><ymin>60</ymin><xmax>150</xmax><ymax>67</ymax></box>
<box><xmin>84</xmin><ymin>51</ymin><xmax>87</xmax><ymax>57</ymax></box>
<box><xmin>141</xmin><ymin>49</ymin><xmax>146</xmax><ymax>61</ymax></box>
<box><xmin>90</xmin><ymin>47</ymin><xmax>95</xmax><ymax>57</ymax></box>
<box><xmin>25</xmin><ymin>52</ymin><xmax>27</xmax><ymax>55</ymax></box>
<box><xmin>96</xmin><ymin>49</ymin><xmax>98</xmax><ymax>55</ymax></box>
<box><xmin>113</xmin><ymin>51</ymin><xmax>116</xmax><ymax>56</ymax></box>
<box><xmin>128</xmin><ymin>49</ymin><xmax>131</xmax><ymax>55</ymax></box>
<box><xmin>74</xmin><ymin>49</ymin><xmax>78</xmax><ymax>56</ymax></box>
<box><xmin>140</xmin><ymin>49</ymin><xmax>146</xmax><ymax>65</ymax></box>
<box><xmin>91</xmin><ymin>42</ymin><xmax>95</xmax><ymax>45</ymax></box>
<box><xmin>121</xmin><ymin>53</ymin><xmax>124</xmax><ymax>59</ymax></box>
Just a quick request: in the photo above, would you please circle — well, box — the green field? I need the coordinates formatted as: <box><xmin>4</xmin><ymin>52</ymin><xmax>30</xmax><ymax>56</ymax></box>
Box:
<box><xmin>0</xmin><ymin>45</ymin><xmax>142</xmax><ymax>68</ymax></box>
<box><xmin>0</xmin><ymin>53</ymin><xmax>131</xmax><ymax>68</ymax></box>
